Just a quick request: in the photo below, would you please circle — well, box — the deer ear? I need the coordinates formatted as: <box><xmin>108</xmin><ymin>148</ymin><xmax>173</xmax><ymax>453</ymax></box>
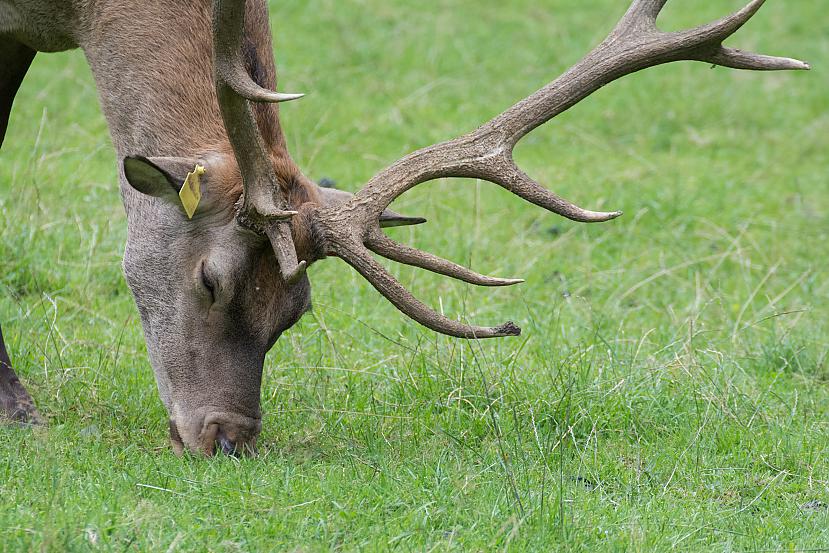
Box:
<box><xmin>123</xmin><ymin>156</ymin><xmax>204</xmax><ymax>203</ymax></box>
<box><xmin>316</xmin><ymin>184</ymin><xmax>426</xmax><ymax>228</ymax></box>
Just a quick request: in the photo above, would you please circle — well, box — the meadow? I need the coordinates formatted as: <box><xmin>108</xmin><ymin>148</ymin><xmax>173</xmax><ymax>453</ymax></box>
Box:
<box><xmin>1</xmin><ymin>0</ymin><xmax>827</xmax><ymax>550</ymax></box>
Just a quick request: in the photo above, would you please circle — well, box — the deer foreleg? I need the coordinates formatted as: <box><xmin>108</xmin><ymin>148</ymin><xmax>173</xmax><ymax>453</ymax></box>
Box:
<box><xmin>0</xmin><ymin>323</ymin><xmax>43</xmax><ymax>424</ymax></box>
<box><xmin>0</xmin><ymin>38</ymin><xmax>36</xmax><ymax>150</ymax></box>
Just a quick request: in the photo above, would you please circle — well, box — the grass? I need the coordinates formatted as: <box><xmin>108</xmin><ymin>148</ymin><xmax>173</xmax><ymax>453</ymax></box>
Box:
<box><xmin>1</xmin><ymin>0</ymin><xmax>827</xmax><ymax>550</ymax></box>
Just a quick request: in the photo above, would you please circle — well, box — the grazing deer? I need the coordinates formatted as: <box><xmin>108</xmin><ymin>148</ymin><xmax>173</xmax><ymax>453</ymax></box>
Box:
<box><xmin>0</xmin><ymin>0</ymin><xmax>808</xmax><ymax>455</ymax></box>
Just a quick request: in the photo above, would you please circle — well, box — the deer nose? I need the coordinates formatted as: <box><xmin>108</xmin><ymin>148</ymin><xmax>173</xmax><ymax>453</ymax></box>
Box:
<box><xmin>218</xmin><ymin>435</ymin><xmax>238</xmax><ymax>456</ymax></box>
<box><xmin>169</xmin><ymin>411</ymin><xmax>261</xmax><ymax>456</ymax></box>
<box><xmin>204</xmin><ymin>417</ymin><xmax>259</xmax><ymax>457</ymax></box>
<box><xmin>214</xmin><ymin>430</ymin><xmax>257</xmax><ymax>457</ymax></box>
<box><xmin>201</xmin><ymin>422</ymin><xmax>257</xmax><ymax>456</ymax></box>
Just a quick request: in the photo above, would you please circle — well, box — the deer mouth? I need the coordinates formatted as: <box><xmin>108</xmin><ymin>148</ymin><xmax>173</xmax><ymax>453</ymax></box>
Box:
<box><xmin>169</xmin><ymin>411</ymin><xmax>261</xmax><ymax>457</ymax></box>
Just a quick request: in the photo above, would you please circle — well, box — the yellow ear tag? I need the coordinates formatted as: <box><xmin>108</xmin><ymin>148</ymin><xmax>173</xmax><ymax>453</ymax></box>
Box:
<box><xmin>179</xmin><ymin>164</ymin><xmax>205</xmax><ymax>219</ymax></box>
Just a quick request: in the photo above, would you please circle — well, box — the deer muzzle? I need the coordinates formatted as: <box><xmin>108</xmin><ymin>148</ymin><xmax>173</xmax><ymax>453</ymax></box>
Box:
<box><xmin>169</xmin><ymin>410</ymin><xmax>261</xmax><ymax>457</ymax></box>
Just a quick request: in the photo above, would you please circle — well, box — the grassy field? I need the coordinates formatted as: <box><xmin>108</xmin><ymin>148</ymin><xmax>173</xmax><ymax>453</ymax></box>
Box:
<box><xmin>1</xmin><ymin>0</ymin><xmax>827</xmax><ymax>550</ymax></box>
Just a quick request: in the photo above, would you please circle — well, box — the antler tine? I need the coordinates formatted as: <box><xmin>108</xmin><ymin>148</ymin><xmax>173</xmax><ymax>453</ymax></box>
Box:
<box><xmin>619</xmin><ymin>0</ymin><xmax>668</xmax><ymax>28</ymax></box>
<box><xmin>680</xmin><ymin>0</ymin><xmax>811</xmax><ymax>71</ymax></box>
<box><xmin>264</xmin><ymin>224</ymin><xmax>308</xmax><ymax>284</ymax></box>
<box><xmin>625</xmin><ymin>0</ymin><xmax>809</xmax><ymax>72</ymax></box>
<box><xmin>212</xmin><ymin>0</ymin><xmax>306</xmax><ymax>283</ymax></box>
<box><xmin>338</xmin><ymin>140</ymin><xmax>620</xmax><ymax>227</ymax></box>
<box><xmin>484</xmin><ymin>157</ymin><xmax>623</xmax><ymax>223</ymax></box>
<box><xmin>333</xmin><ymin>237</ymin><xmax>521</xmax><ymax>338</ymax></box>
<box><xmin>212</xmin><ymin>0</ymin><xmax>304</xmax><ymax>104</ymax></box>
<box><xmin>702</xmin><ymin>48</ymin><xmax>810</xmax><ymax>72</ymax></box>
<box><xmin>682</xmin><ymin>0</ymin><xmax>767</xmax><ymax>44</ymax></box>
<box><xmin>365</xmin><ymin>229</ymin><xmax>524</xmax><ymax>287</ymax></box>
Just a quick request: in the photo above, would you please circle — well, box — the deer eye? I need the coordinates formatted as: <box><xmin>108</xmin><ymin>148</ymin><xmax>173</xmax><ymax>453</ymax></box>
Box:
<box><xmin>199</xmin><ymin>261</ymin><xmax>216</xmax><ymax>303</ymax></box>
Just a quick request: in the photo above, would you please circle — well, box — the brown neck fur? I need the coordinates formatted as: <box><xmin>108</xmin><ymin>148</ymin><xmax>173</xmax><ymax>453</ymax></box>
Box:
<box><xmin>74</xmin><ymin>0</ymin><xmax>310</xmax><ymax>207</ymax></box>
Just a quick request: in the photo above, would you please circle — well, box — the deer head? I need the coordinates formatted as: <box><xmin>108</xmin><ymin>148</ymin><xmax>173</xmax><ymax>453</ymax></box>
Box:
<box><xmin>120</xmin><ymin>0</ymin><xmax>806</xmax><ymax>456</ymax></box>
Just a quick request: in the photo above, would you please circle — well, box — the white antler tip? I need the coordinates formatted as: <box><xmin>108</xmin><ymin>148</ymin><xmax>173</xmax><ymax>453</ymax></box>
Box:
<box><xmin>584</xmin><ymin>209</ymin><xmax>623</xmax><ymax>223</ymax></box>
<box><xmin>278</xmin><ymin>92</ymin><xmax>306</xmax><ymax>102</ymax></box>
<box><xmin>271</xmin><ymin>210</ymin><xmax>300</xmax><ymax>219</ymax></box>
<box><xmin>282</xmin><ymin>260</ymin><xmax>308</xmax><ymax>284</ymax></box>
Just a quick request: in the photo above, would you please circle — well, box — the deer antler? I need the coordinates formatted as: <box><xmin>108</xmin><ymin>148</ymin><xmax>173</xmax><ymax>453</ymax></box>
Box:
<box><xmin>310</xmin><ymin>0</ymin><xmax>808</xmax><ymax>338</ymax></box>
<box><xmin>212</xmin><ymin>0</ymin><xmax>307</xmax><ymax>283</ymax></box>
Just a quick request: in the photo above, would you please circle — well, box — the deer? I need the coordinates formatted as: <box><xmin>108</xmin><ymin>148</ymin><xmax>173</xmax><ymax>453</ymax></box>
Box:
<box><xmin>0</xmin><ymin>0</ymin><xmax>808</xmax><ymax>456</ymax></box>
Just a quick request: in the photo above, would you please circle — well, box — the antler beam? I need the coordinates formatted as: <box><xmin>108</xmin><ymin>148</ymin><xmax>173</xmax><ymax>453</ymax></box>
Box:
<box><xmin>212</xmin><ymin>0</ymin><xmax>307</xmax><ymax>284</ymax></box>
<box><xmin>311</xmin><ymin>0</ymin><xmax>808</xmax><ymax>338</ymax></box>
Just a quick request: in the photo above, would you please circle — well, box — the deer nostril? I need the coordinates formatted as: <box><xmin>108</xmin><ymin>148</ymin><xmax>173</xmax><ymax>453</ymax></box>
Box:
<box><xmin>218</xmin><ymin>436</ymin><xmax>240</xmax><ymax>457</ymax></box>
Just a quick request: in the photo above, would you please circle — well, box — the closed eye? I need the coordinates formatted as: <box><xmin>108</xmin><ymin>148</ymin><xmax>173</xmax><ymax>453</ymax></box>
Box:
<box><xmin>200</xmin><ymin>261</ymin><xmax>215</xmax><ymax>303</ymax></box>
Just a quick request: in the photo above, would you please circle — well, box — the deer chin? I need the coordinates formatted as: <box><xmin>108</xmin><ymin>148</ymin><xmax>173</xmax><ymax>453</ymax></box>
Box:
<box><xmin>170</xmin><ymin>406</ymin><xmax>261</xmax><ymax>457</ymax></box>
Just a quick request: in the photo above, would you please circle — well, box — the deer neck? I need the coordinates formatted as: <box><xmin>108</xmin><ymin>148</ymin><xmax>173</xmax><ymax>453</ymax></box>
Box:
<box><xmin>77</xmin><ymin>1</ymin><xmax>284</xmax><ymax>160</ymax></box>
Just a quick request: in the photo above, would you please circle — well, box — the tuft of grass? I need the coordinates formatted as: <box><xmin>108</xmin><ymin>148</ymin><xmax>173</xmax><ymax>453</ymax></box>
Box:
<box><xmin>1</xmin><ymin>0</ymin><xmax>827</xmax><ymax>550</ymax></box>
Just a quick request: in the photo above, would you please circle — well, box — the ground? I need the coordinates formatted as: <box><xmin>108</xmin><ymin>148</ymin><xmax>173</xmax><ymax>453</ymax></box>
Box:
<box><xmin>1</xmin><ymin>0</ymin><xmax>827</xmax><ymax>551</ymax></box>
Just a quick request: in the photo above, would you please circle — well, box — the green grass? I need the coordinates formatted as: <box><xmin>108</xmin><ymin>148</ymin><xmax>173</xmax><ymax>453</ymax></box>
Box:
<box><xmin>1</xmin><ymin>0</ymin><xmax>827</xmax><ymax>550</ymax></box>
